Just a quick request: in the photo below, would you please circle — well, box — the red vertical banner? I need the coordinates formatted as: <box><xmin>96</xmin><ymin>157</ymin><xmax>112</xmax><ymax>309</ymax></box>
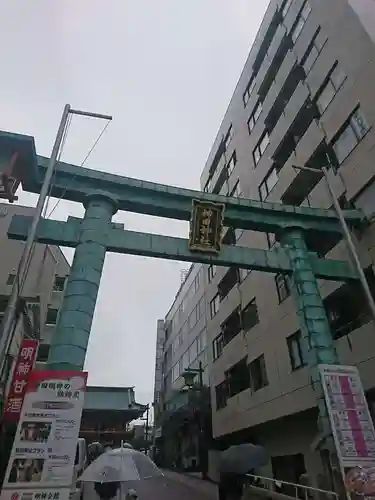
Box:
<box><xmin>3</xmin><ymin>338</ymin><xmax>39</xmax><ymax>422</ymax></box>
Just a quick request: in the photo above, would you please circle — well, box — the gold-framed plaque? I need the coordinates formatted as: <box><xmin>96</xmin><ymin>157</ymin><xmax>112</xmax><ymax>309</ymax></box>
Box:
<box><xmin>188</xmin><ymin>199</ymin><xmax>225</xmax><ymax>253</ymax></box>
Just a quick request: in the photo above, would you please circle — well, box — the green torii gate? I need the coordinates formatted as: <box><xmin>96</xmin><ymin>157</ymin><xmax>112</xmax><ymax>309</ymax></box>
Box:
<box><xmin>0</xmin><ymin>130</ymin><xmax>364</xmax><ymax>447</ymax></box>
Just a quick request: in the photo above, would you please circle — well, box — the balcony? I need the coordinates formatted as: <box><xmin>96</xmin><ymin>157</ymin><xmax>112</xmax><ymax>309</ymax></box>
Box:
<box><xmin>209</xmin><ymin>155</ymin><xmax>227</xmax><ymax>194</ymax></box>
<box><xmin>261</xmin><ymin>49</ymin><xmax>298</xmax><ymax>120</ymax></box>
<box><xmin>265</xmin><ymin>65</ymin><xmax>306</xmax><ymax>133</ymax></box>
<box><xmin>258</xmin><ymin>29</ymin><xmax>292</xmax><ymax>102</ymax></box>
<box><xmin>270</xmin><ymin>82</ymin><xmax>311</xmax><ymax>156</ymax></box>
<box><xmin>267</xmin><ymin>119</ymin><xmax>324</xmax><ymax>203</ymax></box>
<box><xmin>283</xmin><ymin>0</ymin><xmax>305</xmax><ymax>34</ymax></box>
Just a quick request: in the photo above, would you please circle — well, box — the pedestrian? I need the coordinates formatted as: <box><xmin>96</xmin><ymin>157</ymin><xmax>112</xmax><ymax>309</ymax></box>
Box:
<box><xmin>218</xmin><ymin>471</ymin><xmax>245</xmax><ymax>500</ymax></box>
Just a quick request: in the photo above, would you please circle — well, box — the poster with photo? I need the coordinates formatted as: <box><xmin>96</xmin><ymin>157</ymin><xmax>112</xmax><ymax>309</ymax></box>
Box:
<box><xmin>1</xmin><ymin>370</ymin><xmax>88</xmax><ymax>500</ymax></box>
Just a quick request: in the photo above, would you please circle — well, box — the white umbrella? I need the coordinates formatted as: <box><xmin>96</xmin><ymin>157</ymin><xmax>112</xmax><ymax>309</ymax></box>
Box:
<box><xmin>79</xmin><ymin>447</ymin><xmax>163</xmax><ymax>483</ymax></box>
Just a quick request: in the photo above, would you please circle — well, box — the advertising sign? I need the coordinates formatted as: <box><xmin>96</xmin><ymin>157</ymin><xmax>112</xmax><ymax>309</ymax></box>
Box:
<box><xmin>320</xmin><ymin>364</ymin><xmax>375</xmax><ymax>468</ymax></box>
<box><xmin>319</xmin><ymin>364</ymin><xmax>375</xmax><ymax>495</ymax></box>
<box><xmin>3</xmin><ymin>339</ymin><xmax>39</xmax><ymax>422</ymax></box>
<box><xmin>1</xmin><ymin>370</ymin><xmax>88</xmax><ymax>500</ymax></box>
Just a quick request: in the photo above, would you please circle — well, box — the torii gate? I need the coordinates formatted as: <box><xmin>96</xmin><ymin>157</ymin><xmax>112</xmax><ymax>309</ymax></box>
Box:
<box><xmin>0</xmin><ymin>130</ymin><xmax>364</xmax><ymax>448</ymax></box>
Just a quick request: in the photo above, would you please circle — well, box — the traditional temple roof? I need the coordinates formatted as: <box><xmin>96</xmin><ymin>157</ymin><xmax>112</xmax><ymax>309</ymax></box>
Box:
<box><xmin>83</xmin><ymin>386</ymin><xmax>147</xmax><ymax>424</ymax></box>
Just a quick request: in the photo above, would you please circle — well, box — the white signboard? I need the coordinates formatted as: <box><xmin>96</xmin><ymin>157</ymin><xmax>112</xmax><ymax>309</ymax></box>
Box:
<box><xmin>348</xmin><ymin>0</ymin><xmax>375</xmax><ymax>44</ymax></box>
<box><xmin>1</xmin><ymin>369</ymin><xmax>88</xmax><ymax>500</ymax></box>
<box><xmin>319</xmin><ymin>364</ymin><xmax>375</xmax><ymax>469</ymax></box>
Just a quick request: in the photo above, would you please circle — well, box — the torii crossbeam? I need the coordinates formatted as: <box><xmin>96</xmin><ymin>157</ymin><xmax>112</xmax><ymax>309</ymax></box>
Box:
<box><xmin>0</xmin><ymin>130</ymin><xmax>366</xmax><ymax>448</ymax></box>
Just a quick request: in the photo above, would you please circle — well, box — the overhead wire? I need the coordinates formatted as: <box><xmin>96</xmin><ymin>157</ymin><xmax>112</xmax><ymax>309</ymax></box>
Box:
<box><xmin>47</xmin><ymin>118</ymin><xmax>112</xmax><ymax>219</ymax></box>
<box><xmin>9</xmin><ymin>113</ymin><xmax>110</xmax><ymax>333</ymax></box>
<box><xmin>14</xmin><ymin>113</ymin><xmax>73</xmax><ymax>308</ymax></box>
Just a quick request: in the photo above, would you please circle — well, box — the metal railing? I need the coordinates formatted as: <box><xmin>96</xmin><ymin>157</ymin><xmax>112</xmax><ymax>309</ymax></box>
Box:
<box><xmin>244</xmin><ymin>473</ymin><xmax>339</xmax><ymax>500</ymax></box>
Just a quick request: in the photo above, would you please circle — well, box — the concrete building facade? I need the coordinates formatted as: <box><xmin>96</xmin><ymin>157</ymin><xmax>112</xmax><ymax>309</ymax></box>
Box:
<box><xmin>156</xmin><ymin>0</ymin><xmax>375</xmax><ymax>487</ymax></box>
<box><xmin>0</xmin><ymin>202</ymin><xmax>70</xmax><ymax>391</ymax></box>
<box><xmin>155</xmin><ymin>264</ymin><xmax>209</xmax><ymax>469</ymax></box>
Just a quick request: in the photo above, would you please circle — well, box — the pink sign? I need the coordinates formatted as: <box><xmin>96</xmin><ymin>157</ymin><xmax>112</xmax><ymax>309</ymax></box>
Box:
<box><xmin>320</xmin><ymin>364</ymin><xmax>375</xmax><ymax>468</ymax></box>
<box><xmin>3</xmin><ymin>339</ymin><xmax>39</xmax><ymax>422</ymax></box>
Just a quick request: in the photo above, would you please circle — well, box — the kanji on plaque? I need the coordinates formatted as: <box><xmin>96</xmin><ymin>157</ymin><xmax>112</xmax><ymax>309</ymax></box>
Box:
<box><xmin>3</xmin><ymin>338</ymin><xmax>38</xmax><ymax>422</ymax></box>
<box><xmin>188</xmin><ymin>199</ymin><xmax>225</xmax><ymax>253</ymax></box>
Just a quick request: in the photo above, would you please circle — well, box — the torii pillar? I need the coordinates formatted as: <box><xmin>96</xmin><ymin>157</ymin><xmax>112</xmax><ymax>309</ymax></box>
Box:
<box><xmin>282</xmin><ymin>227</ymin><xmax>339</xmax><ymax>449</ymax></box>
<box><xmin>47</xmin><ymin>192</ymin><xmax>118</xmax><ymax>370</ymax></box>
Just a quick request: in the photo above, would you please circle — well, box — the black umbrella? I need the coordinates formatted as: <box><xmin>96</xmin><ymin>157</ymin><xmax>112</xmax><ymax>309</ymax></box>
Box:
<box><xmin>219</xmin><ymin>443</ymin><xmax>268</xmax><ymax>474</ymax></box>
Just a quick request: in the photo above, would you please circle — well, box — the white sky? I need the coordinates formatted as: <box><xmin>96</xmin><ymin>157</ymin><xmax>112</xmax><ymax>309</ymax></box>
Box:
<box><xmin>0</xmin><ymin>0</ymin><xmax>270</xmax><ymax>406</ymax></box>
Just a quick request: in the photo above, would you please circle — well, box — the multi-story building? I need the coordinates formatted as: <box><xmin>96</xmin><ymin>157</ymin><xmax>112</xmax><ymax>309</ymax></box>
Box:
<box><xmin>155</xmin><ymin>265</ymin><xmax>208</xmax><ymax>469</ymax></box>
<box><xmin>156</xmin><ymin>0</ymin><xmax>375</xmax><ymax>487</ymax></box>
<box><xmin>0</xmin><ymin>202</ymin><xmax>70</xmax><ymax>391</ymax></box>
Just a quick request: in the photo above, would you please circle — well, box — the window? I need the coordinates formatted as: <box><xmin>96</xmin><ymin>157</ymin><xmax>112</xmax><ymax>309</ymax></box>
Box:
<box><xmin>172</xmin><ymin>362</ymin><xmax>180</xmax><ymax>382</ymax></box>
<box><xmin>221</xmin><ymin>307</ymin><xmax>242</xmax><ymax>344</ymax></box>
<box><xmin>6</xmin><ymin>273</ymin><xmax>16</xmax><ymax>286</ymax></box>
<box><xmin>222</xmin><ymin>227</ymin><xmax>236</xmax><ymax>245</ymax></box>
<box><xmin>229</xmin><ymin>180</ymin><xmax>242</xmax><ymax>198</ymax></box>
<box><xmin>248</xmin><ymin>100</ymin><xmax>263</xmax><ymax>133</ymax></box>
<box><xmin>267</xmin><ymin>233</ymin><xmax>276</xmax><ymax>248</ymax></box>
<box><xmin>243</xmin><ymin>77</ymin><xmax>256</xmax><ymax>106</ymax></box>
<box><xmin>332</xmin><ymin>108</ymin><xmax>370</xmax><ymax>164</ymax></box>
<box><xmin>287</xmin><ymin>330</ymin><xmax>308</xmax><ymax>371</ymax></box>
<box><xmin>208</xmin><ymin>265</ymin><xmax>216</xmax><ymax>282</ymax></box>
<box><xmin>46</xmin><ymin>308</ymin><xmax>58</xmax><ymax>325</ymax></box>
<box><xmin>275</xmin><ymin>273</ymin><xmax>290</xmax><ymax>302</ymax></box>
<box><xmin>324</xmin><ymin>268</ymin><xmax>375</xmax><ymax>340</ymax></box>
<box><xmin>227</xmin><ymin>151</ymin><xmax>237</xmax><ymax>176</ymax></box>
<box><xmin>218</xmin><ymin>267</ymin><xmax>240</xmax><ymax>301</ymax></box>
<box><xmin>240</xmin><ymin>268</ymin><xmax>251</xmax><ymax>281</ymax></box>
<box><xmin>210</xmin><ymin>294</ymin><xmax>220</xmax><ymax>318</ymax></box>
<box><xmin>253</xmin><ymin>131</ymin><xmax>270</xmax><ymax>165</ymax></box>
<box><xmin>282</xmin><ymin>0</ymin><xmax>293</xmax><ymax>17</ymax></box>
<box><xmin>172</xmin><ymin>335</ymin><xmax>180</xmax><ymax>353</ymax></box>
<box><xmin>227</xmin><ymin>358</ymin><xmax>250</xmax><ymax>398</ymax></box>
<box><xmin>249</xmin><ymin>355</ymin><xmax>268</xmax><ymax>392</ymax></box>
<box><xmin>241</xmin><ymin>299</ymin><xmax>259</xmax><ymax>332</ymax></box>
<box><xmin>213</xmin><ymin>333</ymin><xmax>224</xmax><ymax>360</ymax></box>
<box><xmin>224</xmin><ymin>125</ymin><xmax>234</xmax><ymax>150</ymax></box>
<box><xmin>316</xmin><ymin>63</ymin><xmax>346</xmax><ymax>114</ymax></box>
<box><xmin>189</xmin><ymin>339</ymin><xmax>198</xmax><ymax>362</ymax></box>
<box><xmin>259</xmin><ymin>167</ymin><xmax>278</xmax><ymax>201</ymax></box>
<box><xmin>36</xmin><ymin>344</ymin><xmax>50</xmax><ymax>362</ymax></box>
<box><xmin>197</xmin><ymin>329</ymin><xmax>206</xmax><ymax>353</ymax></box>
<box><xmin>291</xmin><ymin>1</ymin><xmax>311</xmax><ymax>42</ymax></box>
<box><xmin>215</xmin><ymin>381</ymin><xmax>228</xmax><ymax>410</ymax></box>
<box><xmin>301</xmin><ymin>28</ymin><xmax>327</xmax><ymax>74</ymax></box>
<box><xmin>53</xmin><ymin>276</ymin><xmax>66</xmax><ymax>292</ymax></box>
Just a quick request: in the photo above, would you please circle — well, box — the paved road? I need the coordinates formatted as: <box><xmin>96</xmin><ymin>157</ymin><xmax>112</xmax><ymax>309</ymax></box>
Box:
<box><xmin>124</xmin><ymin>470</ymin><xmax>217</xmax><ymax>499</ymax></box>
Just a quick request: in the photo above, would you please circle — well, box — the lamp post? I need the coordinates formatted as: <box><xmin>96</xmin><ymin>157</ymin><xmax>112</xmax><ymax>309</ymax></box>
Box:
<box><xmin>181</xmin><ymin>361</ymin><xmax>207</xmax><ymax>479</ymax></box>
<box><xmin>292</xmin><ymin>161</ymin><xmax>375</xmax><ymax>324</ymax></box>
<box><xmin>141</xmin><ymin>404</ymin><xmax>150</xmax><ymax>455</ymax></box>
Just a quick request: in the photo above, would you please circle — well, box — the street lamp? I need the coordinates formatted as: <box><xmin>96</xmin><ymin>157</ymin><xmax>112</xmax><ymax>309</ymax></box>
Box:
<box><xmin>292</xmin><ymin>159</ymin><xmax>375</xmax><ymax>324</ymax></box>
<box><xmin>140</xmin><ymin>404</ymin><xmax>150</xmax><ymax>455</ymax></box>
<box><xmin>181</xmin><ymin>361</ymin><xmax>203</xmax><ymax>389</ymax></box>
<box><xmin>181</xmin><ymin>361</ymin><xmax>207</xmax><ymax>479</ymax></box>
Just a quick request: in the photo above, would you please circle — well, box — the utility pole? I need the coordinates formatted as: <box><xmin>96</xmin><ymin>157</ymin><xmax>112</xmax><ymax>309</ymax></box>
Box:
<box><xmin>293</xmin><ymin>162</ymin><xmax>375</xmax><ymax>324</ymax></box>
<box><xmin>0</xmin><ymin>105</ymin><xmax>112</xmax><ymax>385</ymax></box>
<box><xmin>0</xmin><ymin>104</ymin><xmax>71</xmax><ymax>380</ymax></box>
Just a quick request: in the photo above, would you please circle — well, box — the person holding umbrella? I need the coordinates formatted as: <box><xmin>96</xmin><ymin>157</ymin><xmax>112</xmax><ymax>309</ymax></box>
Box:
<box><xmin>217</xmin><ymin>443</ymin><xmax>268</xmax><ymax>500</ymax></box>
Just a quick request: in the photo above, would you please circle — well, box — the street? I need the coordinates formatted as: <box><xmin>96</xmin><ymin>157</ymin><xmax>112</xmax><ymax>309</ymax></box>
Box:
<box><xmin>125</xmin><ymin>470</ymin><xmax>217</xmax><ymax>499</ymax></box>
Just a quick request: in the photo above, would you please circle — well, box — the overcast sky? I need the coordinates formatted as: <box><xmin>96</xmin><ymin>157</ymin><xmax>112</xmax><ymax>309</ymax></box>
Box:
<box><xmin>0</xmin><ymin>0</ymin><xmax>269</xmax><ymax>407</ymax></box>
